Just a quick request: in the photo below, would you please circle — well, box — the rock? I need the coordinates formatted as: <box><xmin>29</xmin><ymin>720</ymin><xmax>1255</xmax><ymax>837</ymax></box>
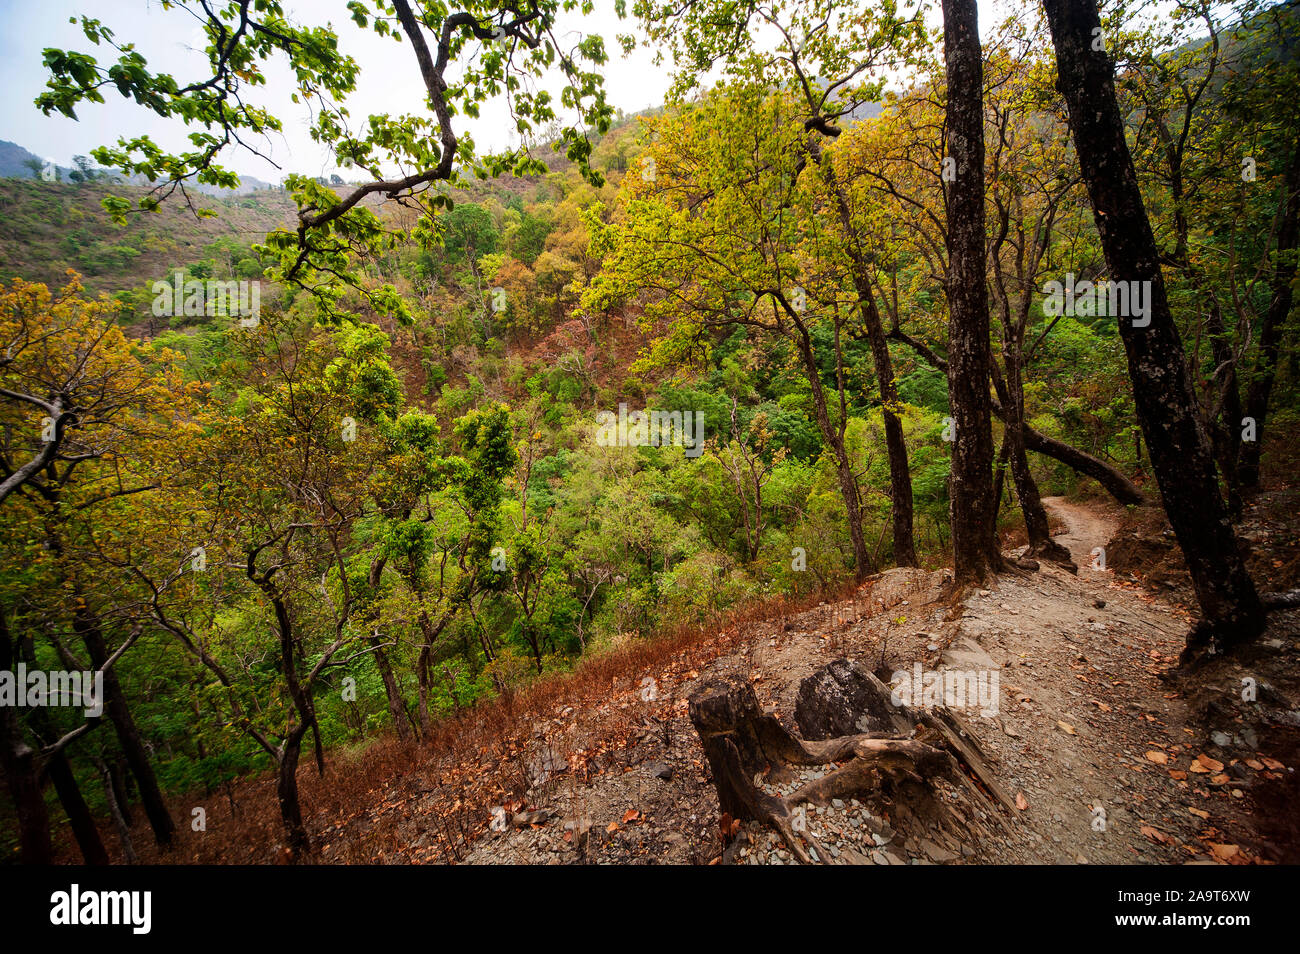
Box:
<box><xmin>1093</xmin><ymin>599</ymin><xmax>1106</xmax><ymax>609</ymax></box>
<box><xmin>526</xmin><ymin>745</ymin><xmax>568</xmax><ymax>787</ymax></box>
<box><xmin>512</xmin><ymin>809</ymin><xmax>552</xmax><ymax>827</ymax></box>
<box><xmin>871</xmin><ymin>567</ymin><xmax>949</xmax><ymax>610</ymax></box>
<box><xmin>940</xmin><ymin>636</ymin><xmax>998</xmax><ymax>672</ymax></box>
<box><xmin>920</xmin><ymin>838</ymin><xmax>959</xmax><ymax>863</ymax></box>
<box><xmin>794</xmin><ymin>658</ymin><xmax>912</xmax><ymax>740</ymax></box>
<box><xmin>650</xmin><ymin>762</ymin><xmax>674</xmax><ymax>781</ymax></box>
<box><xmin>562</xmin><ymin>815</ymin><xmax>592</xmax><ymax>836</ymax></box>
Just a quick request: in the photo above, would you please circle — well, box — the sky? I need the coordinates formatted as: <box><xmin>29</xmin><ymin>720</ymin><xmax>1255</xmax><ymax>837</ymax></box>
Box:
<box><xmin>0</xmin><ymin>0</ymin><xmax>676</xmax><ymax>180</ymax></box>
<box><xmin>0</xmin><ymin>0</ymin><xmax>1014</xmax><ymax>184</ymax></box>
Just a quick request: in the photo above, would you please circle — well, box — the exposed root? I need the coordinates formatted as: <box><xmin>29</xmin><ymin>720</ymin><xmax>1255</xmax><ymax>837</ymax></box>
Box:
<box><xmin>688</xmin><ymin>675</ymin><xmax>1015</xmax><ymax>864</ymax></box>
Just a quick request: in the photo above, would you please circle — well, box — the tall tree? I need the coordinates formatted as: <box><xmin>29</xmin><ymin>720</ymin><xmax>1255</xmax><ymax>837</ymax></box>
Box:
<box><xmin>942</xmin><ymin>0</ymin><xmax>1002</xmax><ymax>583</ymax></box>
<box><xmin>1042</xmin><ymin>0</ymin><xmax>1265</xmax><ymax>650</ymax></box>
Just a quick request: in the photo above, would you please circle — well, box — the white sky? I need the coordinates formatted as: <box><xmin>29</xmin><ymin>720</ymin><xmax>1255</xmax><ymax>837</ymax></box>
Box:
<box><xmin>0</xmin><ymin>0</ymin><xmax>1018</xmax><ymax>182</ymax></box>
<box><xmin>0</xmin><ymin>0</ymin><xmax>675</xmax><ymax>179</ymax></box>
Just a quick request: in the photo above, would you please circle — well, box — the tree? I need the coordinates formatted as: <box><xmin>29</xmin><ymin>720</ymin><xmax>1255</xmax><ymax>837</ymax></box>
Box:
<box><xmin>1041</xmin><ymin>0</ymin><xmax>1265</xmax><ymax>651</ymax></box>
<box><xmin>0</xmin><ymin>275</ymin><xmax>191</xmax><ymax>857</ymax></box>
<box><xmin>39</xmin><ymin>0</ymin><xmax>616</xmax><ymax>321</ymax></box>
<box><xmin>941</xmin><ymin>0</ymin><xmax>1002</xmax><ymax>584</ymax></box>
<box><xmin>585</xmin><ymin>87</ymin><xmax>881</xmax><ymax>579</ymax></box>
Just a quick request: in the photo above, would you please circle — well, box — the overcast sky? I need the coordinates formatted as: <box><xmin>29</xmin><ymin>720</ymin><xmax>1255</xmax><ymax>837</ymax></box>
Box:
<box><xmin>0</xmin><ymin>1</ymin><xmax>1008</xmax><ymax>183</ymax></box>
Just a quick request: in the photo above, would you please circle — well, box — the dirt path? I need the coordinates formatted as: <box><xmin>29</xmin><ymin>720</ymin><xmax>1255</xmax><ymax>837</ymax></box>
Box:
<box><xmin>452</xmin><ymin>496</ymin><xmax>1285</xmax><ymax>865</ymax></box>
<box><xmin>956</xmin><ymin>498</ymin><xmax>1210</xmax><ymax>863</ymax></box>
<box><xmin>1041</xmin><ymin>495</ymin><xmax>1120</xmax><ymax>563</ymax></box>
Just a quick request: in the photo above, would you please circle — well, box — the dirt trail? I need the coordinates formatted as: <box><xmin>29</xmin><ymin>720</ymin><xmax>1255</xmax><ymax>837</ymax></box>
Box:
<box><xmin>452</xmin><ymin>496</ymin><xmax>1287</xmax><ymax>865</ymax></box>
<box><xmin>958</xmin><ymin>497</ymin><xmax>1208</xmax><ymax>863</ymax></box>
<box><xmin>1041</xmin><ymin>495</ymin><xmax>1119</xmax><ymax>563</ymax></box>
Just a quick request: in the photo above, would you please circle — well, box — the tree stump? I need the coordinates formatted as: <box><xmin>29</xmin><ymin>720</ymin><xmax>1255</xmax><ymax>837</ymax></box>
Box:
<box><xmin>688</xmin><ymin>663</ymin><xmax>1015</xmax><ymax>864</ymax></box>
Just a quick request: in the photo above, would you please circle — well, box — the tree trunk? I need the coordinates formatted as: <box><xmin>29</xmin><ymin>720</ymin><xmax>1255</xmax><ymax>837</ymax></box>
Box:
<box><xmin>414</xmin><ymin>608</ymin><xmax>452</xmax><ymax>736</ymax></box>
<box><xmin>1010</xmin><ymin>410</ymin><xmax>1147</xmax><ymax>505</ymax></box>
<box><xmin>891</xmin><ymin>326</ymin><xmax>1147</xmax><ymax>506</ymax></box>
<box><xmin>277</xmin><ymin>728</ymin><xmax>311</xmax><ymax>858</ymax></box>
<box><xmin>46</xmin><ymin>752</ymin><xmax>109</xmax><ymax>865</ymax></box>
<box><xmin>0</xmin><ymin>623</ymin><xmax>51</xmax><ymax>864</ymax></box>
<box><xmin>942</xmin><ymin>0</ymin><xmax>1002</xmax><ymax>584</ymax></box>
<box><xmin>1042</xmin><ymin>0</ymin><xmax>1264</xmax><ymax>649</ymax></box>
<box><xmin>795</xmin><ymin>330</ymin><xmax>874</xmax><ymax>579</ymax></box>
<box><xmin>76</xmin><ymin>610</ymin><xmax>175</xmax><ymax>846</ymax></box>
<box><xmin>95</xmin><ymin>756</ymin><xmax>137</xmax><ymax>864</ymax></box>
<box><xmin>369</xmin><ymin>631</ymin><xmax>412</xmax><ymax>741</ymax></box>
<box><xmin>1205</xmin><ymin>298</ymin><xmax>1245</xmax><ymax>518</ymax></box>
<box><xmin>14</xmin><ymin>628</ymin><xmax>109</xmax><ymax>864</ymax></box>
<box><xmin>1239</xmin><ymin>139</ymin><xmax>1300</xmax><ymax>492</ymax></box>
<box><xmin>858</xmin><ymin>291</ymin><xmax>917</xmax><ymax>567</ymax></box>
<box><xmin>994</xmin><ymin>354</ymin><xmax>1074</xmax><ymax>566</ymax></box>
<box><xmin>812</xmin><ymin>142</ymin><xmax>918</xmax><ymax>567</ymax></box>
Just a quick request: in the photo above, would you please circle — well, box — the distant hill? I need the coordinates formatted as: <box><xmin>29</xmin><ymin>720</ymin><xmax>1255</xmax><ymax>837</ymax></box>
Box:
<box><xmin>0</xmin><ymin>178</ymin><xmax>297</xmax><ymax>304</ymax></box>
<box><xmin>0</xmin><ymin>140</ymin><xmax>68</xmax><ymax>180</ymax></box>
<box><xmin>0</xmin><ymin>138</ymin><xmax>276</xmax><ymax>193</ymax></box>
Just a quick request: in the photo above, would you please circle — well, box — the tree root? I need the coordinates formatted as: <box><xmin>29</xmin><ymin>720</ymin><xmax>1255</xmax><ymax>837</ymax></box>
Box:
<box><xmin>689</xmin><ymin>674</ymin><xmax>1014</xmax><ymax>864</ymax></box>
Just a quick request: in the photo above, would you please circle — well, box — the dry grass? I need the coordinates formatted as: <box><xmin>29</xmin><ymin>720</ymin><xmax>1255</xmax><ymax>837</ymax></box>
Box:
<box><xmin>62</xmin><ymin>578</ymin><xmax>866</xmax><ymax>865</ymax></box>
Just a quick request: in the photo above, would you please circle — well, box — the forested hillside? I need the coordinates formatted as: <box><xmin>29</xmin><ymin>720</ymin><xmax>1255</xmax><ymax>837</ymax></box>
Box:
<box><xmin>1</xmin><ymin>0</ymin><xmax>1298</xmax><ymax>884</ymax></box>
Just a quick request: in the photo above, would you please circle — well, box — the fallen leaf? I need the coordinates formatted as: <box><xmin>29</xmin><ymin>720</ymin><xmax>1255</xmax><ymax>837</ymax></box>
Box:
<box><xmin>1188</xmin><ymin>807</ymin><xmax>1210</xmax><ymax>819</ymax></box>
<box><xmin>606</xmin><ymin>822</ymin><xmax>619</xmax><ymax>834</ymax></box>
<box><xmin>1168</xmin><ymin>769</ymin><xmax>1188</xmax><ymax>780</ymax></box>
<box><xmin>1145</xmin><ymin>750</ymin><xmax>1169</xmax><ymax>765</ymax></box>
<box><xmin>1057</xmin><ymin>721</ymin><xmax>1077</xmax><ymax>735</ymax></box>
<box><xmin>622</xmin><ymin>809</ymin><xmax>641</xmax><ymax>824</ymax></box>
<box><xmin>1260</xmin><ymin>756</ymin><xmax>1285</xmax><ymax>770</ymax></box>
<box><xmin>1015</xmin><ymin>792</ymin><xmax>1029</xmax><ymax>811</ymax></box>
<box><xmin>1244</xmin><ymin>759</ymin><xmax>1265</xmax><ymax>771</ymax></box>
<box><xmin>1210</xmin><ymin>773</ymin><xmax>1230</xmax><ymax>785</ymax></box>
<box><xmin>1191</xmin><ymin>754</ymin><xmax>1225</xmax><ymax>773</ymax></box>
<box><xmin>1209</xmin><ymin>843</ymin><xmax>1239</xmax><ymax>861</ymax></box>
<box><xmin>1140</xmin><ymin>825</ymin><xmax>1170</xmax><ymax>844</ymax></box>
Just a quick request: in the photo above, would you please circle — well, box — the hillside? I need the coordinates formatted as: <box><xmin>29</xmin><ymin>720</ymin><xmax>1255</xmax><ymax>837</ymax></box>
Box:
<box><xmin>0</xmin><ymin>1</ymin><xmax>1297</xmax><ymax>918</ymax></box>
<box><xmin>65</xmin><ymin>490</ymin><xmax>1297</xmax><ymax>866</ymax></box>
<box><xmin>0</xmin><ymin>178</ymin><xmax>297</xmax><ymax>297</ymax></box>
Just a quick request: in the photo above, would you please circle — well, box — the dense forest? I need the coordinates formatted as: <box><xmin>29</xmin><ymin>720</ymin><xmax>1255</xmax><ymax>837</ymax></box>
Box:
<box><xmin>1</xmin><ymin>0</ymin><xmax>1298</xmax><ymax>875</ymax></box>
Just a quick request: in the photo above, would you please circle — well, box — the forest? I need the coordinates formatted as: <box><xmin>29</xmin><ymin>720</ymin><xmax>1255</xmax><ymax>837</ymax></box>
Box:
<box><xmin>1</xmin><ymin>0</ymin><xmax>1298</xmax><ymax>875</ymax></box>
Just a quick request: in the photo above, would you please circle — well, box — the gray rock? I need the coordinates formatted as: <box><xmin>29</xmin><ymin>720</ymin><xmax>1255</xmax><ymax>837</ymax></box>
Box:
<box><xmin>794</xmin><ymin>658</ymin><xmax>912</xmax><ymax>740</ymax></box>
